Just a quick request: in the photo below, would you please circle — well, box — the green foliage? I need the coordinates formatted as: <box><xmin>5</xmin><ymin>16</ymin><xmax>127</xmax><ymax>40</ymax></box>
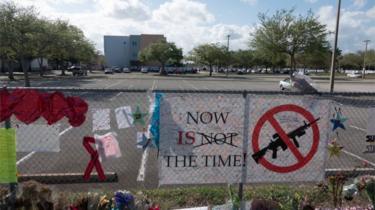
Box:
<box><xmin>139</xmin><ymin>40</ymin><xmax>183</xmax><ymax>75</ymax></box>
<box><xmin>365</xmin><ymin>179</ymin><xmax>375</xmax><ymax>207</ymax></box>
<box><xmin>0</xmin><ymin>2</ymin><xmax>96</xmax><ymax>81</ymax></box>
<box><xmin>189</xmin><ymin>43</ymin><xmax>228</xmax><ymax>76</ymax></box>
<box><xmin>251</xmin><ymin>9</ymin><xmax>329</xmax><ymax>73</ymax></box>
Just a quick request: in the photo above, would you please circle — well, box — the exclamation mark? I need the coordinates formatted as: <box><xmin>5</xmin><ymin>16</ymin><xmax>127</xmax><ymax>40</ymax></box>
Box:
<box><xmin>243</xmin><ymin>152</ymin><xmax>247</xmax><ymax>167</ymax></box>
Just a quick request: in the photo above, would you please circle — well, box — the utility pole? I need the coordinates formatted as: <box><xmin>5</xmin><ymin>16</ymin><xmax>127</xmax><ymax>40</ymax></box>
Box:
<box><xmin>226</xmin><ymin>34</ymin><xmax>230</xmax><ymax>77</ymax></box>
<box><xmin>329</xmin><ymin>0</ymin><xmax>341</xmax><ymax>93</ymax></box>
<box><xmin>362</xmin><ymin>40</ymin><xmax>371</xmax><ymax>79</ymax></box>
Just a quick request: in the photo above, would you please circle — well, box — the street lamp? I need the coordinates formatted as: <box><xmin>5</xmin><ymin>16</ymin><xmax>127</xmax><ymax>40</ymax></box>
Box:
<box><xmin>226</xmin><ymin>34</ymin><xmax>230</xmax><ymax>77</ymax></box>
<box><xmin>362</xmin><ymin>40</ymin><xmax>371</xmax><ymax>79</ymax></box>
<box><xmin>329</xmin><ymin>0</ymin><xmax>341</xmax><ymax>93</ymax></box>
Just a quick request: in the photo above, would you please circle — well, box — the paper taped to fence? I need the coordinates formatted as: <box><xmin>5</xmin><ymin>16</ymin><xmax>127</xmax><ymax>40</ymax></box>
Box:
<box><xmin>0</xmin><ymin>128</ymin><xmax>17</xmax><ymax>183</ymax></box>
<box><xmin>16</xmin><ymin>124</ymin><xmax>60</xmax><ymax>152</ymax></box>
<box><xmin>92</xmin><ymin>108</ymin><xmax>111</xmax><ymax>131</ymax></box>
<box><xmin>246</xmin><ymin>96</ymin><xmax>331</xmax><ymax>183</ymax></box>
<box><xmin>158</xmin><ymin>93</ymin><xmax>245</xmax><ymax>185</ymax></box>
<box><xmin>367</xmin><ymin>108</ymin><xmax>375</xmax><ymax>136</ymax></box>
<box><xmin>94</xmin><ymin>132</ymin><xmax>121</xmax><ymax>161</ymax></box>
<box><xmin>115</xmin><ymin>106</ymin><xmax>133</xmax><ymax>129</ymax></box>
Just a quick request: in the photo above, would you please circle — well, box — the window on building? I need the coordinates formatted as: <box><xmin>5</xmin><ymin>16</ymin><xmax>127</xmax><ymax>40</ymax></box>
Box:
<box><xmin>123</xmin><ymin>41</ymin><xmax>126</xmax><ymax>45</ymax></box>
<box><xmin>132</xmin><ymin>41</ymin><xmax>137</xmax><ymax>47</ymax></box>
<box><xmin>133</xmin><ymin>53</ymin><xmax>137</xmax><ymax>58</ymax></box>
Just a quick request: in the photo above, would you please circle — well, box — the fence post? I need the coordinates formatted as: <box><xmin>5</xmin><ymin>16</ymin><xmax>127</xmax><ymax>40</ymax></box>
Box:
<box><xmin>5</xmin><ymin>119</ymin><xmax>16</xmax><ymax>210</ymax></box>
<box><xmin>239</xmin><ymin>92</ymin><xmax>250</xmax><ymax>210</ymax></box>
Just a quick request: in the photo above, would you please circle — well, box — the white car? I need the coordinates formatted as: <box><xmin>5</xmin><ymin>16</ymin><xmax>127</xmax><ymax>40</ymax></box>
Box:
<box><xmin>347</xmin><ymin>72</ymin><xmax>362</xmax><ymax>78</ymax></box>
<box><xmin>141</xmin><ymin>67</ymin><xmax>148</xmax><ymax>73</ymax></box>
<box><xmin>279</xmin><ymin>78</ymin><xmax>293</xmax><ymax>90</ymax></box>
<box><xmin>104</xmin><ymin>68</ymin><xmax>113</xmax><ymax>74</ymax></box>
<box><xmin>122</xmin><ymin>67</ymin><xmax>131</xmax><ymax>73</ymax></box>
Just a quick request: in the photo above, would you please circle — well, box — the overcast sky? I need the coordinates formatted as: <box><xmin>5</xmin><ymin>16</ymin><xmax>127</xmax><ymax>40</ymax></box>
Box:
<box><xmin>4</xmin><ymin>0</ymin><xmax>375</xmax><ymax>54</ymax></box>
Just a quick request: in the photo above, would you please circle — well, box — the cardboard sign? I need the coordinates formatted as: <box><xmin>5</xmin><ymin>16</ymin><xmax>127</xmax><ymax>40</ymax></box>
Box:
<box><xmin>246</xmin><ymin>97</ymin><xmax>330</xmax><ymax>183</ymax></box>
<box><xmin>158</xmin><ymin>93</ymin><xmax>245</xmax><ymax>185</ymax></box>
<box><xmin>16</xmin><ymin>124</ymin><xmax>60</xmax><ymax>152</ymax></box>
<box><xmin>366</xmin><ymin>108</ymin><xmax>375</xmax><ymax>142</ymax></box>
<box><xmin>0</xmin><ymin>128</ymin><xmax>17</xmax><ymax>183</ymax></box>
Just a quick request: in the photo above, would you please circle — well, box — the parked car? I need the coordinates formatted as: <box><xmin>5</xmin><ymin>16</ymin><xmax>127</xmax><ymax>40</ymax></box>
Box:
<box><xmin>122</xmin><ymin>67</ymin><xmax>131</xmax><ymax>73</ymax></box>
<box><xmin>347</xmin><ymin>72</ymin><xmax>362</xmax><ymax>78</ymax></box>
<box><xmin>68</xmin><ymin>65</ymin><xmax>86</xmax><ymax>76</ymax></box>
<box><xmin>111</xmin><ymin>66</ymin><xmax>121</xmax><ymax>73</ymax></box>
<box><xmin>104</xmin><ymin>68</ymin><xmax>113</xmax><ymax>74</ymax></box>
<box><xmin>279</xmin><ymin>78</ymin><xmax>293</xmax><ymax>91</ymax></box>
<box><xmin>141</xmin><ymin>67</ymin><xmax>148</xmax><ymax>73</ymax></box>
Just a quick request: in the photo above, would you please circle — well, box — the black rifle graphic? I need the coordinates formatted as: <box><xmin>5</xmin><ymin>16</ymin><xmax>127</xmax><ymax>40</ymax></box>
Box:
<box><xmin>252</xmin><ymin>117</ymin><xmax>320</xmax><ymax>164</ymax></box>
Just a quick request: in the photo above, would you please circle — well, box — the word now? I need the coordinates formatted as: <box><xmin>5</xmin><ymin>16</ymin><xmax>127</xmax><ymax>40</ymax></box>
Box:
<box><xmin>187</xmin><ymin>111</ymin><xmax>230</xmax><ymax>124</ymax></box>
<box><xmin>163</xmin><ymin>154</ymin><xmax>246</xmax><ymax>168</ymax></box>
<box><xmin>177</xmin><ymin>131</ymin><xmax>239</xmax><ymax>148</ymax></box>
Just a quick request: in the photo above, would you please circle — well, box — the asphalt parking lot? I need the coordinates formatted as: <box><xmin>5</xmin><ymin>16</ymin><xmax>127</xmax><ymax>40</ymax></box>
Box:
<box><xmin>1</xmin><ymin>72</ymin><xmax>375</xmax><ymax>191</ymax></box>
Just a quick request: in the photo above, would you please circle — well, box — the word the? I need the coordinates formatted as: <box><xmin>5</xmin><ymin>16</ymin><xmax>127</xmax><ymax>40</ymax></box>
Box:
<box><xmin>163</xmin><ymin>154</ymin><xmax>246</xmax><ymax>168</ymax></box>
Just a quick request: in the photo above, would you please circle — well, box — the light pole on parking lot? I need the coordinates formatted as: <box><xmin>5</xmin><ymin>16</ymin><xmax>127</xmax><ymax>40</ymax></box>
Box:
<box><xmin>329</xmin><ymin>0</ymin><xmax>341</xmax><ymax>93</ymax></box>
<box><xmin>362</xmin><ymin>40</ymin><xmax>371</xmax><ymax>79</ymax></box>
<box><xmin>226</xmin><ymin>34</ymin><xmax>230</xmax><ymax>77</ymax></box>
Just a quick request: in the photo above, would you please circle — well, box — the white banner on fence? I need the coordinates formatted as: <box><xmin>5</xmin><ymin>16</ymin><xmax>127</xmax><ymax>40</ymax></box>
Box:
<box><xmin>367</xmin><ymin>108</ymin><xmax>375</xmax><ymax>137</ymax></box>
<box><xmin>16</xmin><ymin>124</ymin><xmax>60</xmax><ymax>152</ymax></box>
<box><xmin>246</xmin><ymin>97</ymin><xmax>331</xmax><ymax>183</ymax></box>
<box><xmin>158</xmin><ymin>93</ymin><xmax>245</xmax><ymax>185</ymax></box>
<box><xmin>115</xmin><ymin>106</ymin><xmax>133</xmax><ymax>129</ymax></box>
<box><xmin>92</xmin><ymin>108</ymin><xmax>111</xmax><ymax>131</ymax></box>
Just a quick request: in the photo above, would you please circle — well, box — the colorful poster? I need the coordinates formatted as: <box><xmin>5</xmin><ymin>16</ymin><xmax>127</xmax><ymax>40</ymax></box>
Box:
<box><xmin>158</xmin><ymin>93</ymin><xmax>245</xmax><ymax>185</ymax></box>
<box><xmin>92</xmin><ymin>108</ymin><xmax>111</xmax><ymax>131</ymax></box>
<box><xmin>366</xmin><ymin>108</ymin><xmax>375</xmax><ymax>142</ymax></box>
<box><xmin>115</xmin><ymin>106</ymin><xmax>133</xmax><ymax>129</ymax></box>
<box><xmin>94</xmin><ymin>132</ymin><xmax>122</xmax><ymax>161</ymax></box>
<box><xmin>0</xmin><ymin>128</ymin><xmax>17</xmax><ymax>183</ymax></box>
<box><xmin>16</xmin><ymin>124</ymin><xmax>60</xmax><ymax>152</ymax></box>
<box><xmin>246</xmin><ymin>96</ymin><xmax>331</xmax><ymax>183</ymax></box>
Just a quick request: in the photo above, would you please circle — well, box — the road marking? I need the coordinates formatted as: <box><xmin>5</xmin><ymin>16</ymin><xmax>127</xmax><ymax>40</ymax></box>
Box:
<box><xmin>342</xmin><ymin>149</ymin><xmax>375</xmax><ymax>168</ymax></box>
<box><xmin>350</xmin><ymin>125</ymin><xmax>367</xmax><ymax>132</ymax></box>
<box><xmin>16</xmin><ymin>126</ymin><xmax>73</xmax><ymax>165</ymax></box>
<box><xmin>137</xmin><ymin>147</ymin><xmax>150</xmax><ymax>182</ymax></box>
<box><xmin>109</xmin><ymin>92</ymin><xmax>123</xmax><ymax>101</ymax></box>
<box><xmin>182</xmin><ymin>80</ymin><xmax>198</xmax><ymax>90</ymax></box>
<box><xmin>105</xmin><ymin>80</ymin><xmax>123</xmax><ymax>88</ymax></box>
<box><xmin>151</xmin><ymin>80</ymin><xmax>156</xmax><ymax>90</ymax></box>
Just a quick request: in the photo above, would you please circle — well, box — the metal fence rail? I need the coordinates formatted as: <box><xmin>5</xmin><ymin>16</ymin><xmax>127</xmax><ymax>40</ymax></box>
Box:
<box><xmin>0</xmin><ymin>87</ymin><xmax>374</xmax><ymax>192</ymax></box>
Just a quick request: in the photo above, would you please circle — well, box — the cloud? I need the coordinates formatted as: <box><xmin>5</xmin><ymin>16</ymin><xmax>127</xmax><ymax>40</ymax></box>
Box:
<box><xmin>353</xmin><ymin>0</ymin><xmax>366</xmax><ymax>8</ymax></box>
<box><xmin>95</xmin><ymin>0</ymin><xmax>151</xmax><ymax>21</ymax></box>
<box><xmin>240</xmin><ymin>0</ymin><xmax>257</xmax><ymax>5</ymax></box>
<box><xmin>305</xmin><ymin>0</ymin><xmax>318</xmax><ymax>4</ymax></box>
<box><xmin>316</xmin><ymin>4</ymin><xmax>375</xmax><ymax>52</ymax></box>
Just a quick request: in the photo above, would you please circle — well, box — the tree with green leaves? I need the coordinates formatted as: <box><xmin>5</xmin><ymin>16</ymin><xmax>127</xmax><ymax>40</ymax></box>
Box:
<box><xmin>189</xmin><ymin>43</ymin><xmax>227</xmax><ymax>76</ymax></box>
<box><xmin>251</xmin><ymin>9</ymin><xmax>328</xmax><ymax>75</ymax></box>
<box><xmin>139</xmin><ymin>40</ymin><xmax>183</xmax><ymax>75</ymax></box>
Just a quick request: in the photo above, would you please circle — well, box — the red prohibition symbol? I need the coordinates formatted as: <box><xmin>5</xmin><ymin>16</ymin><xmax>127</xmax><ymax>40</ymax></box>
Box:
<box><xmin>252</xmin><ymin>104</ymin><xmax>320</xmax><ymax>173</ymax></box>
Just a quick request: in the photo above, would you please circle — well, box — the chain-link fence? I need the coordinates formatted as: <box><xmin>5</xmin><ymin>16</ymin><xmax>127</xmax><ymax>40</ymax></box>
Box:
<box><xmin>1</xmin><ymin>88</ymin><xmax>375</xmax><ymax>193</ymax></box>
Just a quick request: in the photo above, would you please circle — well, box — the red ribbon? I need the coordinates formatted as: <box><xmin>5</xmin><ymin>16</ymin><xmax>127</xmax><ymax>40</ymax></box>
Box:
<box><xmin>83</xmin><ymin>136</ymin><xmax>106</xmax><ymax>181</ymax></box>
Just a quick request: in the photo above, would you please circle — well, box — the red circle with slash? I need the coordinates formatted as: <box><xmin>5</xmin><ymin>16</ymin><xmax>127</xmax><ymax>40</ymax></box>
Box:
<box><xmin>252</xmin><ymin>104</ymin><xmax>320</xmax><ymax>173</ymax></box>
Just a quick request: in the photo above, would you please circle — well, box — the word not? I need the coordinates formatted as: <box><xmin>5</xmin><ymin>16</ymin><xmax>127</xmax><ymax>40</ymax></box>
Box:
<box><xmin>187</xmin><ymin>112</ymin><xmax>230</xmax><ymax>124</ymax></box>
<box><xmin>177</xmin><ymin>131</ymin><xmax>239</xmax><ymax>148</ymax></box>
<box><xmin>366</xmin><ymin>135</ymin><xmax>375</xmax><ymax>142</ymax></box>
<box><xmin>163</xmin><ymin>154</ymin><xmax>246</xmax><ymax>168</ymax></box>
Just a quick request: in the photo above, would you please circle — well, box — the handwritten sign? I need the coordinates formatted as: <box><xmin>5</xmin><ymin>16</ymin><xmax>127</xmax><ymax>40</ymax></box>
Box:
<box><xmin>158</xmin><ymin>93</ymin><xmax>244</xmax><ymax>185</ymax></box>
<box><xmin>364</xmin><ymin>108</ymin><xmax>375</xmax><ymax>153</ymax></box>
<box><xmin>0</xmin><ymin>128</ymin><xmax>17</xmax><ymax>183</ymax></box>
<box><xmin>246</xmin><ymin>97</ymin><xmax>330</xmax><ymax>183</ymax></box>
<box><xmin>16</xmin><ymin>124</ymin><xmax>60</xmax><ymax>152</ymax></box>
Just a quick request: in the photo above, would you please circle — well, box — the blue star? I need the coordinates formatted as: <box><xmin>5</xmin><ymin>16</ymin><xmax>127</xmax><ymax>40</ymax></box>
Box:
<box><xmin>330</xmin><ymin>111</ymin><xmax>348</xmax><ymax>131</ymax></box>
<box><xmin>137</xmin><ymin>133</ymin><xmax>154</xmax><ymax>149</ymax></box>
